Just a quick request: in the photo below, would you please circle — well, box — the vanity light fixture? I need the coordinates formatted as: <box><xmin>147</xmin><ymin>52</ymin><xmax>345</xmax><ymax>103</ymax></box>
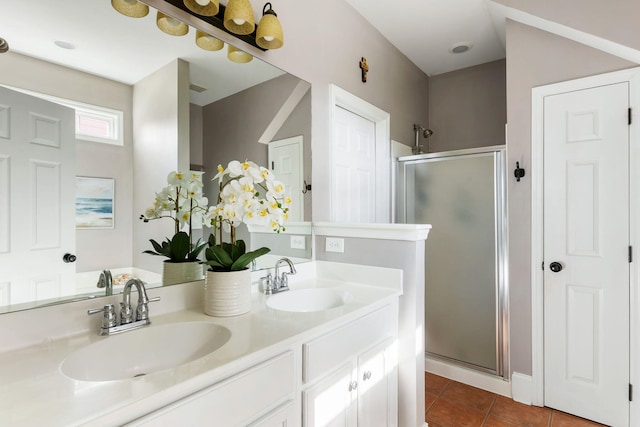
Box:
<box><xmin>256</xmin><ymin>2</ymin><xmax>283</xmax><ymax>49</ymax></box>
<box><xmin>227</xmin><ymin>45</ymin><xmax>253</xmax><ymax>63</ymax></box>
<box><xmin>157</xmin><ymin>11</ymin><xmax>189</xmax><ymax>36</ymax></box>
<box><xmin>223</xmin><ymin>0</ymin><xmax>255</xmax><ymax>35</ymax></box>
<box><xmin>183</xmin><ymin>0</ymin><xmax>219</xmax><ymax>17</ymax></box>
<box><xmin>111</xmin><ymin>0</ymin><xmax>149</xmax><ymax>18</ymax></box>
<box><xmin>196</xmin><ymin>29</ymin><xmax>224</xmax><ymax>51</ymax></box>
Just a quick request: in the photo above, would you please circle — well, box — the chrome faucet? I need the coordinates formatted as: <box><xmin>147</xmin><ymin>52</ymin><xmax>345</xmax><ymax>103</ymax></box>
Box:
<box><xmin>88</xmin><ymin>277</ymin><xmax>160</xmax><ymax>335</ymax></box>
<box><xmin>263</xmin><ymin>258</ymin><xmax>296</xmax><ymax>295</ymax></box>
<box><xmin>96</xmin><ymin>269</ymin><xmax>113</xmax><ymax>296</ymax></box>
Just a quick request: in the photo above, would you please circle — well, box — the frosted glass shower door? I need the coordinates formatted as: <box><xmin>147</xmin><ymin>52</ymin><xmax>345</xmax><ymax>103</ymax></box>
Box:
<box><xmin>402</xmin><ymin>150</ymin><xmax>504</xmax><ymax>374</ymax></box>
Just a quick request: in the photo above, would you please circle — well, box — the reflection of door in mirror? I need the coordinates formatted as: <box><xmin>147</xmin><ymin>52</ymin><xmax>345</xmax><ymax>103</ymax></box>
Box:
<box><xmin>0</xmin><ymin>86</ymin><xmax>77</xmax><ymax>307</ymax></box>
<box><xmin>269</xmin><ymin>136</ymin><xmax>304</xmax><ymax>222</ymax></box>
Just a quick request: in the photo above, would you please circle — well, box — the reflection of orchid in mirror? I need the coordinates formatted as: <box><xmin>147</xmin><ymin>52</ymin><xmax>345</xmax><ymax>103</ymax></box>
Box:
<box><xmin>202</xmin><ymin>160</ymin><xmax>291</xmax><ymax>271</ymax></box>
<box><xmin>205</xmin><ymin>160</ymin><xmax>290</xmax><ymax>236</ymax></box>
<box><xmin>140</xmin><ymin>171</ymin><xmax>210</xmax><ymax>262</ymax></box>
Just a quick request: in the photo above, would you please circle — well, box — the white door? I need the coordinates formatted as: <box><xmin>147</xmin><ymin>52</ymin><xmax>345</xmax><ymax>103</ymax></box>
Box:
<box><xmin>543</xmin><ymin>82</ymin><xmax>629</xmax><ymax>426</ymax></box>
<box><xmin>0</xmin><ymin>86</ymin><xmax>76</xmax><ymax>306</ymax></box>
<box><xmin>332</xmin><ymin>106</ymin><xmax>376</xmax><ymax>223</ymax></box>
<box><xmin>268</xmin><ymin>136</ymin><xmax>304</xmax><ymax>221</ymax></box>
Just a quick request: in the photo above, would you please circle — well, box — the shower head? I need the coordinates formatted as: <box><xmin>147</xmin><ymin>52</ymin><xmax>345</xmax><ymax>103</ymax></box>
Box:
<box><xmin>413</xmin><ymin>124</ymin><xmax>434</xmax><ymax>138</ymax></box>
<box><xmin>412</xmin><ymin>124</ymin><xmax>434</xmax><ymax>155</ymax></box>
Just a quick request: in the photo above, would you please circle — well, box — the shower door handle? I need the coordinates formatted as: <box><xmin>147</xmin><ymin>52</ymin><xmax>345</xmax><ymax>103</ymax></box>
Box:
<box><xmin>549</xmin><ymin>262</ymin><xmax>563</xmax><ymax>273</ymax></box>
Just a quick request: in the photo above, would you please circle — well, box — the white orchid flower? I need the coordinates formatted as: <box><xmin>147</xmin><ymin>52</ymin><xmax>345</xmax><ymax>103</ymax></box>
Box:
<box><xmin>267</xmin><ymin>180</ymin><xmax>286</xmax><ymax>197</ymax></box>
<box><xmin>167</xmin><ymin>171</ymin><xmax>188</xmax><ymax>186</ymax></box>
<box><xmin>227</xmin><ymin>160</ymin><xmax>244</xmax><ymax>177</ymax></box>
<box><xmin>259</xmin><ymin>167</ymin><xmax>273</xmax><ymax>183</ymax></box>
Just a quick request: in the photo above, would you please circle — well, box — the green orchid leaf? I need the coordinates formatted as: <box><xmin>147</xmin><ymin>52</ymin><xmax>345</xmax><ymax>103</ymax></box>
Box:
<box><xmin>149</xmin><ymin>239</ymin><xmax>165</xmax><ymax>254</ymax></box>
<box><xmin>168</xmin><ymin>231</ymin><xmax>190</xmax><ymax>261</ymax></box>
<box><xmin>230</xmin><ymin>247</ymin><xmax>270</xmax><ymax>271</ymax></box>
<box><xmin>206</xmin><ymin>245</ymin><xmax>233</xmax><ymax>267</ymax></box>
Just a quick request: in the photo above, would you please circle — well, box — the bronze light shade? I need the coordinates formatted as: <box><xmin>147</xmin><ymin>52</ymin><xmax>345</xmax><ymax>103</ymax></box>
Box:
<box><xmin>111</xmin><ymin>0</ymin><xmax>149</xmax><ymax>18</ymax></box>
<box><xmin>256</xmin><ymin>2</ymin><xmax>283</xmax><ymax>49</ymax></box>
<box><xmin>183</xmin><ymin>0</ymin><xmax>219</xmax><ymax>17</ymax></box>
<box><xmin>227</xmin><ymin>45</ymin><xmax>253</xmax><ymax>63</ymax></box>
<box><xmin>156</xmin><ymin>11</ymin><xmax>189</xmax><ymax>36</ymax></box>
<box><xmin>196</xmin><ymin>29</ymin><xmax>224</xmax><ymax>51</ymax></box>
<box><xmin>223</xmin><ymin>0</ymin><xmax>255</xmax><ymax>35</ymax></box>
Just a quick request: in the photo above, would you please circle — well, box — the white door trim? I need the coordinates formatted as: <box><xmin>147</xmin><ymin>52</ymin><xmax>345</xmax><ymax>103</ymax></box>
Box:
<box><xmin>531</xmin><ymin>67</ymin><xmax>640</xmax><ymax>424</ymax></box>
<box><xmin>329</xmin><ymin>84</ymin><xmax>391</xmax><ymax>223</ymax></box>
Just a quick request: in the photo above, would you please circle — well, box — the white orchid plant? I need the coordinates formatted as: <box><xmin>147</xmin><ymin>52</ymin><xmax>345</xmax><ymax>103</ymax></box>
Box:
<box><xmin>140</xmin><ymin>171</ymin><xmax>209</xmax><ymax>263</ymax></box>
<box><xmin>202</xmin><ymin>160</ymin><xmax>291</xmax><ymax>272</ymax></box>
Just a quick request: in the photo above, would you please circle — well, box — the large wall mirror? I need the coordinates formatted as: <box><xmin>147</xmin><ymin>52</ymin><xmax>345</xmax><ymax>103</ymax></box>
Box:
<box><xmin>0</xmin><ymin>0</ymin><xmax>312</xmax><ymax>314</ymax></box>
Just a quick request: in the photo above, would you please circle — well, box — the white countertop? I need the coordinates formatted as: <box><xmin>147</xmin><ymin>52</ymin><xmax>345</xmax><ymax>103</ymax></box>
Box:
<box><xmin>0</xmin><ymin>262</ymin><xmax>402</xmax><ymax>426</ymax></box>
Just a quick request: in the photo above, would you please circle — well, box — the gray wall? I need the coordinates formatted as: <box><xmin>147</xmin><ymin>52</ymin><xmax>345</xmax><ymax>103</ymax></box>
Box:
<box><xmin>428</xmin><ymin>59</ymin><xmax>506</xmax><ymax>152</ymax></box>
<box><xmin>0</xmin><ymin>52</ymin><xmax>134</xmax><ymax>273</ymax></box>
<box><xmin>201</xmin><ymin>73</ymin><xmax>312</xmax><ymax>220</ymax></box>
<box><xmin>505</xmin><ymin>20</ymin><xmax>635</xmax><ymax>376</ymax></box>
<box><xmin>190</xmin><ymin>104</ymin><xmax>204</xmax><ymax>169</ymax></box>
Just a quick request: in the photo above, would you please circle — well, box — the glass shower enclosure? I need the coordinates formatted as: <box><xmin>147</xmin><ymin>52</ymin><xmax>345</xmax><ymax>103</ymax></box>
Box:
<box><xmin>396</xmin><ymin>146</ymin><xmax>508</xmax><ymax>377</ymax></box>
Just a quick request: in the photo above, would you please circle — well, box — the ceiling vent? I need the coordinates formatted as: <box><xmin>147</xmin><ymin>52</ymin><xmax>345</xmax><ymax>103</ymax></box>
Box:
<box><xmin>189</xmin><ymin>83</ymin><xmax>208</xmax><ymax>93</ymax></box>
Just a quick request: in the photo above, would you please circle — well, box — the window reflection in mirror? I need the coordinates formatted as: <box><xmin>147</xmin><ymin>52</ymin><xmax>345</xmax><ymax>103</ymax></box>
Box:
<box><xmin>0</xmin><ymin>0</ymin><xmax>312</xmax><ymax>314</ymax></box>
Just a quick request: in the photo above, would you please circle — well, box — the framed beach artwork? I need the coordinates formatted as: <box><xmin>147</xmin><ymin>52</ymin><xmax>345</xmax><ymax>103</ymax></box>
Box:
<box><xmin>75</xmin><ymin>177</ymin><xmax>114</xmax><ymax>229</ymax></box>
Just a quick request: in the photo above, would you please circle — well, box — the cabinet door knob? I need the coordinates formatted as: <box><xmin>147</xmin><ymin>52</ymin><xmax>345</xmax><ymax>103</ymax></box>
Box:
<box><xmin>363</xmin><ymin>371</ymin><xmax>372</xmax><ymax>381</ymax></box>
<box><xmin>348</xmin><ymin>381</ymin><xmax>358</xmax><ymax>392</ymax></box>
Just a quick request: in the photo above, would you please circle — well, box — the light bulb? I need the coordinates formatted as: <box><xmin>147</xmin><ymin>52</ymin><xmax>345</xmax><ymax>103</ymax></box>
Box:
<box><xmin>263</xmin><ymin>36</ymin><xmax>274</xmax><ymax>42</ymax></box>
<box><xmin>232</xmin><ymin>18</ymin><xmax>245</xmax><ymax>25</ymax></box>
<box><xmin>195</xmin><ymin>0</ymin><xmax>210</xmax><ymax>5</ymax></box>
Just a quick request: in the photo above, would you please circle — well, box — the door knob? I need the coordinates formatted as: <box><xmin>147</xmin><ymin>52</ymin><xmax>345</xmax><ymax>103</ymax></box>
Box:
<box><xmin>549</xmin><ymin>261</ymin><xmax>563</xmax><ymax>273</ymax></box>
<box><xmin>63</xmin><ymin>253</ymin><xmax>77</xmax><ymax>263</ymax></box>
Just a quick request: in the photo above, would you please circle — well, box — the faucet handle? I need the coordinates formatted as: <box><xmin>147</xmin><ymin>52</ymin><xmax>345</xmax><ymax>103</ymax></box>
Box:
<box><xmin>120</xmin><ymin>301</ymin><xmax>134</xmax><ymax>324</ymax></box>
<box><xmin>88</xmin><ymin>304</ymin><xmax>117</xmax><ymax>328</ymax></box>
<box><xmin>136</xmin><ymin>296</ymin><xmax>160</xmax><ymax>321</ymax></box>
<box><xmin>261</xmin><ymin>273</ymin><xmax>274</xmax><ymax>295</ymax></box>
<box><xmin>280</xmin><ymin>272</ymin><xmax>292</xmax><ymax>291</ymax></box>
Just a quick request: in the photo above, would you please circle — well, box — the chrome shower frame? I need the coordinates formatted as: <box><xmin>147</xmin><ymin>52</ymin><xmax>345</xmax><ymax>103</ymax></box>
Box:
<box><xmin>395</xmin><ymin>145</ymin><xmax>509</xmax><ymax>379</ymax></box>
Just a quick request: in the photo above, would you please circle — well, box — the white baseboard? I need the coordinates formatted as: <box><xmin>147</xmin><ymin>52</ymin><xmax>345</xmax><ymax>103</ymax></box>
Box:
<box><xmin>510</xmin><ymin>372</ymin><xmax>534</xmax><ymax>405</ymax></box>
<box><xmin>425</xmin><ymin>356</ymin><xmax>511</xmax><ymax>397</ymax></box>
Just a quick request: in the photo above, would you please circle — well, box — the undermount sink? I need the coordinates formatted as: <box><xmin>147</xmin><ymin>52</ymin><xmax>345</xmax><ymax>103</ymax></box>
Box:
<box><xmin>60</xmin><ymin>322</ymin><xmax>231</xmax><ymax>381</ymax></box>
<box><xmin>266</xmin><ymin>288</ymin><xmax>353</xmax><ymax>312</ymax></box>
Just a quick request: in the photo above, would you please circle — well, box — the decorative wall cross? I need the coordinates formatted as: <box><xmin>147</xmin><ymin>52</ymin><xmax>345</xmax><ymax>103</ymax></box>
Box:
<box><xmin>359</xmin><ymin>57</ymin><xmax>369</xmax><ymax>83</ymax></box>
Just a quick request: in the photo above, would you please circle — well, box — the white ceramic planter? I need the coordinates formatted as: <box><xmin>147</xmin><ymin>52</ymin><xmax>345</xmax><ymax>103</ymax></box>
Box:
<box><xmin>162</xmin><ymin>261</ymin><xmax>204</xmax><ymax>286</ymax></box>
<box><xmin>204</xmin><ymin>269</ymin><xmax>252</xmax><ymax>317</ymax></box>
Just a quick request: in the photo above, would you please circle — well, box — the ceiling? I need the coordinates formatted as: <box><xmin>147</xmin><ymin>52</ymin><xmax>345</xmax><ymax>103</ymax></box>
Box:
<box><xmin>346</xmin><ymin>0</ymin><xmax>506</xmax><ymax>76</ymax></box>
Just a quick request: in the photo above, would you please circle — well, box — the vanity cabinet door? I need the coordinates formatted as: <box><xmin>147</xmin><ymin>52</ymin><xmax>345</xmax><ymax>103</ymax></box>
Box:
<box><xmin>301</xmin><ymin>303</ymin><xmax>398</xmax><ymax>427</ymax></box>
<box><xmin>356</xmin><ymin>338</ymin><xmax>397</xmax><ymax>427</ymax></box>
<box><xmin>303</xmin><ymin>361</ymin><xmax>356</xmax><ymax>427</ymax></box>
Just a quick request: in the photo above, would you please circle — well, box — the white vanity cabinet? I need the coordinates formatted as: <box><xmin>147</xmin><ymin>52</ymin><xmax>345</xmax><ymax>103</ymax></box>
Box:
<box><xmin>301</xmin><ymin>303</ymin><xmax>399</xmax><ymax>427</ymax></box>
<box><xmin>127</xmin><ymin>351</ymin><xmax>296</xmax><ymax>427</ymax></box>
